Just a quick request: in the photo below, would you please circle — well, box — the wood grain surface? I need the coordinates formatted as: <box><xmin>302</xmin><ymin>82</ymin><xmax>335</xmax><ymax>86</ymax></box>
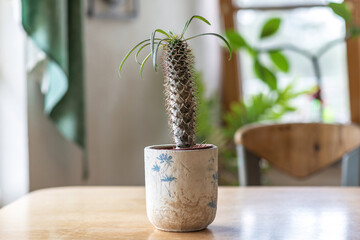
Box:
<box><xmin>235</xmin><ymin>123</ymin><xmax>360</xmax><ymax>177</ymax></box>
<box><xmin>1</xmin><ymin>187</ymin><xmax>360</xmax><ymax>240</ymax></box>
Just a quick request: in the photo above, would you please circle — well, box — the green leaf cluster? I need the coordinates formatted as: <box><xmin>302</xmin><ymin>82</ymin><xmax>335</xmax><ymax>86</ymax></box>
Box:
<box><xmin>226</xmin><ymin>17</ymin><xmax>290</xmax><ymax>91</ymax></box>
<box><xmin>118</xmin><ymin>15</ymin><xmax>232</xmax><ymax>78</ymax></box>
<box><xmin>223</xmin><ymin>84</ymin><xmax>308</xmax><ymax>139</ymax></box>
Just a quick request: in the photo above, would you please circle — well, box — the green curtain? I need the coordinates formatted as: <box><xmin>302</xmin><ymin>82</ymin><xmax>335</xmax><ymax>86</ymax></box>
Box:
<box><xmin>21</xmin><ymin>0</ymin><xmax>85</xmax><ymax>149</ymax></box>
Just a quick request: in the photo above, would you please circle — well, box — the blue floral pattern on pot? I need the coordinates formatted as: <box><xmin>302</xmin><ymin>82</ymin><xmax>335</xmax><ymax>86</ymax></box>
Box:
<box><xmin>157</xmin><ymin>153</ymin><xmax>174</xmax><ymax>166</ymax></box>
<box><xmin>151</xmin><ymin>164</ymin><xmax>160</xmax><ymax>172</ymax></box>
<box><xmin>152</xmin><ymin>153</ymin><xmax>177</xmax><ymax>197</ymax></box>
<box><xmin>208</xmin><ymin>157</ymin><xmax>218</xmax><ymax>208</ymax></box>
<box><xmin>144</xmin><ymin>145</ymin><xmax>218</xmax><ymax>231</ymax></box>
<box><xmin>211</xmin><ymin>171</ymin><xmax>218</xmax><ymax>188</ymax></box>
<box><xmin>208</xmin><ymin>199</ymin><xmax>216</xmax><ymax>208</ymax></box>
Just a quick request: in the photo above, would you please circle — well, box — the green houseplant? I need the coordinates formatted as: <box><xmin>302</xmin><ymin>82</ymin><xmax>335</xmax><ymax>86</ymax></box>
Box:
<box><xmin>119</xmin><ymin>16</ymin><xmax>231</xmax><ymax>232</ymax></box>
<box><xmin>226</xmin><ymin>1</ymin><xmax>360</xmax><ymax>122</ymax></box>
<box><xmin>194</xmin><ymin>1</ymin><xmax>358</xmax><ymax>185</ymax></box>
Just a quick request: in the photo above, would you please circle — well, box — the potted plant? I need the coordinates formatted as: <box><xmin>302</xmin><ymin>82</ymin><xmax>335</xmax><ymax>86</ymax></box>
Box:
<box><xmin>119</xmin><ymin>15</ymin><xmax>231</xmax><ymax>232</ymax></box>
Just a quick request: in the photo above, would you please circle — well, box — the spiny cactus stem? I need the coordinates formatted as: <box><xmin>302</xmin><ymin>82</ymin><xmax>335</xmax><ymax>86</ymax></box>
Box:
<box><xmin>162</xmin><ymin>39</ymin><xmax>197</xmax><ymax>148</ymax></box>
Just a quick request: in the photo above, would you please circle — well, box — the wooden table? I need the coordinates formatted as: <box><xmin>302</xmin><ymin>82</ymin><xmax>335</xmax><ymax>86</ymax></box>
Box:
<box><xmin>0</xmin><ymin>187</ymin><xmax>360</xmax><ymax>240</ymax></box>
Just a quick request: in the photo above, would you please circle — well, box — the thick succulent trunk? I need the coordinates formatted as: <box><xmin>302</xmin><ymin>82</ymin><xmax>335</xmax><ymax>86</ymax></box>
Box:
<box><xmin>162</xmin><ymin>40</ymin><xmax>197</xmax><ymax>148</ymax></box>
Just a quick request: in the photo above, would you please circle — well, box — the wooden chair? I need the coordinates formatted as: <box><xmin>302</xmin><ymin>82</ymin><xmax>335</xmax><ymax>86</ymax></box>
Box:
<box><xmin>234</xmin><ymin>123</ymin><xmax>360</xmax><ymax>186</ymax></box>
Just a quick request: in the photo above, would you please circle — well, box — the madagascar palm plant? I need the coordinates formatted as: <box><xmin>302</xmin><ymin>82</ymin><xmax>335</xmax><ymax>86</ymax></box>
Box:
<box><xmin>119</xmin><ymin>15</ymin><xmax>231</xmax><ymax>149</ymax></box>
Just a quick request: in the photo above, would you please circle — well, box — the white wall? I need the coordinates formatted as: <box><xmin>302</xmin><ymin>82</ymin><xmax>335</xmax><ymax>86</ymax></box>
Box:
<box><xmin>29</xmin><ymin>0</ymin><xmax>222</xmax><ymax>189</ymax></box>
<box><xmin>0</xmin><ymin>0</ymin><xmax>28</xmax><ymax>204</ymax></box>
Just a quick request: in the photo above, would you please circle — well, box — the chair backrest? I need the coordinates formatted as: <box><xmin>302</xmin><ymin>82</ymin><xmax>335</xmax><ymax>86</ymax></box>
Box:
<box><xmin>234</xmin><ymin>123</ymin><xmax>360</xmax><ymax>178</ymax></box>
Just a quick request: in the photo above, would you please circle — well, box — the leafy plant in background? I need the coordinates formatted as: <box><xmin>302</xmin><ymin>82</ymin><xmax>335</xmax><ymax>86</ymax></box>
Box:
<box><xmin>195</xmin><ymin>14</ymin><xmax>309</xmax><ymax>182</ymax></box>
<box><xmin>223</xmin><ymin>84</ymin><xmax>308</xmax><ymax>140</ymax></box>
<box><xmin>199</xmin><ymin>12</ymin><xmax>310</xmax><ymax>184</ymax></box>
<box><xmin>195</xmin><ymin>75</ymin><xmax>307</xmax><ymax>184</ymax></box>
<box><xmin>226</xmin><ymin>1</ymin><xmax>360</xmax><ymax>121</ymax></box>
<box><xmin>119</xmin><ymin>15</ymin><xmax>231</xmax><ymax>149</ymax></box>
<box><xmin>195</xmin><ymin>73</ymin><xmax>227</xmax><ymax>148</ymax></box>
<box><xmin>196</xmin><ymin>1</ymin><xmax>359</xmax><ymax>185</ymax></box>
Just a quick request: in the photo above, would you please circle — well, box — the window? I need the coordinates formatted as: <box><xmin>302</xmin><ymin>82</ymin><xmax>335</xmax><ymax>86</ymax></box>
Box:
<box><xmin>233</xmin><ymin>0</ymin><xmax>349</xmax><ymax>122</ymax></box>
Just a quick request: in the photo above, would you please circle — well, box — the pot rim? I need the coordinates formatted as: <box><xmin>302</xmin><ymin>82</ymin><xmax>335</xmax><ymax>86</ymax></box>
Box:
<box><xmin>145</xmin><ymin>144</ymin><xmax>217</xmax><ymax>152</ymax></box>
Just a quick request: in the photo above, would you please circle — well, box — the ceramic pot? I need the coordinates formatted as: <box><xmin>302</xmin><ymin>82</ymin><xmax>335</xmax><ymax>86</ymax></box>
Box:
<box><xmin>144</xmin><ymin>144</ymin><xmax>218</xmax><ymax>232</ymax></box>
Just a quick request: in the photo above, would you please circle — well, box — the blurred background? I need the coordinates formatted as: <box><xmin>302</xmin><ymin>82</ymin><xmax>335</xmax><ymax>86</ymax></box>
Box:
<box><xmin>0</xmin><ymin>0</ymin><xmax>359</xmax><ymax>206</ymax></box>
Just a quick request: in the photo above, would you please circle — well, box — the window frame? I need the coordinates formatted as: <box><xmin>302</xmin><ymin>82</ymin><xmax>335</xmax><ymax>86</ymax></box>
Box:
<box><xmin>219</xmin><ymin>0</ymin><xmax>359</xmax><ymax>121</ymax></box>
